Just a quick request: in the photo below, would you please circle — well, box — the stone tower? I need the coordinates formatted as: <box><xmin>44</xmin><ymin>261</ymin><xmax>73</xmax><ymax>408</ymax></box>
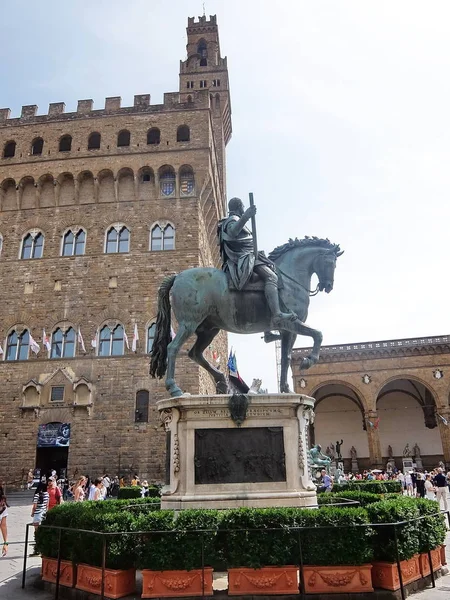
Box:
<box><xmin>0</xmin><ymin>15</ymin><xmax>230</xmax><ymax>484</ymax></box>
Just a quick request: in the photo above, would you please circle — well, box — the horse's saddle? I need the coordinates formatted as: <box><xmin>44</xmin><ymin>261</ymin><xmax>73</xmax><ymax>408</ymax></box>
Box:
<box><xmin>227</xmin><ymin>270</ymin><xmax>284</xmax><ymax>292</ymax></box>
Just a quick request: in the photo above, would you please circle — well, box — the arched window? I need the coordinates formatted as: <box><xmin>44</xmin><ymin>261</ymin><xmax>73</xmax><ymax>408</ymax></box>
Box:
<box><xmin>150</xmin><ymin>224</ymin><xmax>175</xmax><ymax>251</ymax></box>
<box><xmin>31</xmin><ymin>137</ymin><xmax>44</xmax><ymax>155</ymax></box>
<box><xmin>21</xmin><ymin>231</ymin><xmax>44</xmax><ymax>259</ymax></box>
<box><xmin>88</xmin><ymin>132</ymin><xmax>101</xmax><ymax>150</ymax></box>
<box><xmin>98</xmin><ymin>324</ymin><xmax>124</xmax><ymax>356</ymax></box>
<box><xmin>147</xmin><ymin>128</ymin><xmax>160</xmax><ymax>145</ymax></box>
<box><xmin>135</xmin><ymin>390</ymin><xmax>149</xmax><ymax>423</ymax></box>
<box><xmin>177</xmin><ymin>125</ymin><xmax>190</xmax><ymax>142</ymax></box>
<box><xmin>117</xmin><ymin>130</ymin><xmax>130</xmax><ymax>147</ymax></box>
<box><xmin>147</xmin><ymin>323</ymin><xmax>156</xmax><ymax>353</ymax></box>
<box><xmin>51</xmin><ymin>327</ymin><xmax>76</xmax><ymax>358</ymax></box>
<box><xmin>59</xmin><ymin>135</ymin><xmax>72</xmax><ymax>152</ymax></box>
<box><xmin>180</xmin><ymin>166</ymin><xmax>195</xmax><ymax>195</ymax></box>
<box><xmin>3</xmin><ymin>141</ymin><xmax>16</xmax><ymax>158</ymax></box>
<box><xmin>105</xmin><ymin>225</ymin><xmax>129</xmax><ymax>253</ymax></box>
<box><xmin>6</xmin><ymin>329</ymin><xmax>30</xmax><ymax>361</ymax></box>
<box><xmin>142</xmin><ymin>172</ymin><xmax>151</xmax><ymax>182</ymax></box>
<box><xmin>62</xmin><ymin>229</ymin><xmax>86</xmax><ymax>256</ymax></box>
<box><xmin>159</xmin><ymin>167</ymin><xmax>175</xmax><ymax>197</ymax></box>
<box><xmin>198</xmin><ymin>40</ymin><xmax>208</xmax><ymax>66</ymax></box>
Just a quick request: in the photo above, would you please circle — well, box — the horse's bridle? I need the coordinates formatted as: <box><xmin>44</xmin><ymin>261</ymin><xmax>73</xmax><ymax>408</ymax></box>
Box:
<box><xmin>276</xmin><ymin>266</ymin><xmax>320</xmax><ymax>297</ymax></box>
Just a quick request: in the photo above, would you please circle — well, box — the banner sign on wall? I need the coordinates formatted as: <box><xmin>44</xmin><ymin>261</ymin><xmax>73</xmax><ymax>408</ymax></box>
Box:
<box><xmin>37</xmin><ymin>423</ymin><xmax>70</xmax><ymax>447</ymax></box>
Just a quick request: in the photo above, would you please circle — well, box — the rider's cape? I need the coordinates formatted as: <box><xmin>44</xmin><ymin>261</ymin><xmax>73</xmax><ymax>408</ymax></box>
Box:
<box><xmin>217</xmin><ymin>215</ymin><xmax>273</xmax><ymax>290</ymax></box>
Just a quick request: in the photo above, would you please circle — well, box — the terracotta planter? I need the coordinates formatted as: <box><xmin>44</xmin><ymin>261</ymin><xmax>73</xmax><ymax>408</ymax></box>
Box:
<box><xmin>372</xmin><ymin>555</ymin><xmax>421</xmax><ymax>591</ymax></box>
<box><xmin>76</xmin><ymin>564</ymin><xmax>135</xmax><ymax>599</ymax></box>
<box><xmin>41</xmin><ymin>557</ymin><xmax>74</xmax><ymax>587</ymax></box>
<box><xmin>141</xmin><ymin>568</ymin><xmax>213</xmax><ymax>598</ymax></box>
<box><xmin>419</xmin><ymin>548</ymin><xmax>442</xmax><ymax>576</ymax></box>
<box><xmin>228</xmin><ymin>566</ymin><xmax>298</xmax><ymax>596</ymax></box>
<box><xmin>440</xmin><ymin>544</ymin><xmax>447</xmax><ymax>566</ymax></box>
<box><xmin>303</xmin><ymin>564</ymin><xmax>373</xmax><ymax>594</ymax></box>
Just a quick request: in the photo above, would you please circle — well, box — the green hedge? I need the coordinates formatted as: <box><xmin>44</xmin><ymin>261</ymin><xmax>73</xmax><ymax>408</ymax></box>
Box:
<box><xmin>36</xmin><ymin>495</ymin><xmax>445</xmax><ymax>570</ymax></box>
<box><xmin>318</xmin><ymin>491</ymin><xmax>381</xmax><ymax>507</ymax></box>
<box><xmin>366</xmin><ymin>497</ymin><xmax>420</xmax><ymax>561</ymax></box>
<box><xmin>331</xmin><ymin>480</ymin><xmax>402</xmax><ymax>494</ymax></box>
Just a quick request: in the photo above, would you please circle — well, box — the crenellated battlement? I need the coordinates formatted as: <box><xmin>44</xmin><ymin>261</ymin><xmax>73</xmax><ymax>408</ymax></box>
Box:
<box><xmin>0</xmin><ymin>92</ymin><xmax>211</xmax><ymax>126</ymax></box>
<box><xmin>187</xmin><ymin>15</ymin><xmax>217</xmax><ymax>27</ymax></box>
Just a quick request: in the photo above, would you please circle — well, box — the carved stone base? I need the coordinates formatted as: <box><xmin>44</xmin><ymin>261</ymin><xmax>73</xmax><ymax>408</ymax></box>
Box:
<box><xmin>158</xmin><ymin>393</ymin><xmax>317</xmax><ymax>510</ymax></box>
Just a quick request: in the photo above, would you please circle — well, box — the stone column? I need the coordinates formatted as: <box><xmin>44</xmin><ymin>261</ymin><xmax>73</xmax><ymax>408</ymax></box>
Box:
<box><xmin>365</xmin><ymin>411</ymin><xmax>382</xmax><ymax>468</ymax></box>
<box><xmin>436</xmin><ymin>408</ymin><xmax>450</xmax><ymax>468</ymax></box>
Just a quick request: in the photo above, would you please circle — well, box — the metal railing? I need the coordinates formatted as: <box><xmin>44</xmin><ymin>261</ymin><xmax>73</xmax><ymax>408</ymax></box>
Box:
<box><xmin>21</xmin><ymin>509</ymin><xmax>449</xmax><ymax>600</ymax></box>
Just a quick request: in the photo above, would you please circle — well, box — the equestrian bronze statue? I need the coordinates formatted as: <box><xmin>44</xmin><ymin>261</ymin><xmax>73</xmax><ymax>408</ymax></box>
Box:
<box><xmin>150</xmin><ymin>197</ymin><xmax>343</xmax><ymax>398</ymax></box>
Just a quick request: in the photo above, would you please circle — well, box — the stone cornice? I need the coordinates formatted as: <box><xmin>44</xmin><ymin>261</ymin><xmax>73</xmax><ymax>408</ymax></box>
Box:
<box><xmin>293</xmin><ymin>335</ymin><xmax>450</xmax><ymax>363</ymax></box>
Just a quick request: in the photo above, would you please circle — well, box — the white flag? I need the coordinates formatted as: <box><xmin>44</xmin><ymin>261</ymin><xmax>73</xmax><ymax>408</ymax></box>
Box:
<box><xmin>91</xmin><ymin>337</ymin><xmax>97</xmax><ymax>349</ymax></box>
<box><xmin>43</xmin><ymin>329</ymin><xmax>51</xmax><ymax>352</ymax></box>
<box><xmin>0</xmin><ymin>343</ymin><xmax>3</xmax><ymax>355</ymax></box>
<box><xmin>132</xmin><ymin>322</ymin><xmax>139</xmax><ymax>352</ymax></box>
<box><xmin>29</xmin><ymin>333</ymin><xmax>40</xmax><ymax>354</ymax></box>
<box><xmin>124</xmin><ymin>329</ymin><xmax>130</xmax><ymax>349</ymax></box>
<box><xmin>78</xmin><ymin>328</ymin><xmax>86</xmax><ymax>353</ymax></box>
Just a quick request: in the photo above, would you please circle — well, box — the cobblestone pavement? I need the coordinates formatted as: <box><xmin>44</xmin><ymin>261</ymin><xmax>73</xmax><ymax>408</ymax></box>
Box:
<box><xmin>2</xmin><ymin>492</ymin><xmax>450</xmax><ymax>599</ymax></box>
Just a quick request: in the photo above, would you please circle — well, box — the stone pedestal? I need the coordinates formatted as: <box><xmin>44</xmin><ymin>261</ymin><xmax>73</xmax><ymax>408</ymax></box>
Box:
<box><xmin>351</xmin><ymin>459</ymin><xmax>359</xmax><ymax>473</ymax></box>
<box><xmin>158</xmin><ymin>393</ymin><xmax>317</xmax><ymax>510</ymax></box>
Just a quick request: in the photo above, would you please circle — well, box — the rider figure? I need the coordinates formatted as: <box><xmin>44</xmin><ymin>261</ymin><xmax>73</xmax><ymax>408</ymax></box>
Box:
<box><xmin>218</xmin><ymin>197</ymin><xmax>296</xmax><ymax>329</ymax></box>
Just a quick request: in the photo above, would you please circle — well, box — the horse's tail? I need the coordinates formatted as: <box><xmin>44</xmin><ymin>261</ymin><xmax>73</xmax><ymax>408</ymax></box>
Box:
<box><xmin>149</xmin><ymin>274</ymin><xmax>177</xmax><ymax>379</ymax></box>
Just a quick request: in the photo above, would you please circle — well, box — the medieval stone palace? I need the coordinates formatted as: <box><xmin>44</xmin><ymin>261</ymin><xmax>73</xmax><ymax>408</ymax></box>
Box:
<box><xmin>0</xmin><ymin>15</ymin><xmax>230</xmax><ymax>484</ymax></box>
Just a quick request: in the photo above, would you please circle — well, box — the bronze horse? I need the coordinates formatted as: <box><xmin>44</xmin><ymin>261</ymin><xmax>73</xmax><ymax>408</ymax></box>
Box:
<box><xmin>150</xmin><ymin>237</ymin><xmax>343</xmax><ymax>397</ymax></box>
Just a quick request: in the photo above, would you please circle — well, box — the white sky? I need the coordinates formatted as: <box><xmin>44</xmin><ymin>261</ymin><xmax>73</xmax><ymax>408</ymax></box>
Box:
<box><xmin>2</xmin><ymin>1</ymin><xmax>450</xmax><ymax>392</ymax></box>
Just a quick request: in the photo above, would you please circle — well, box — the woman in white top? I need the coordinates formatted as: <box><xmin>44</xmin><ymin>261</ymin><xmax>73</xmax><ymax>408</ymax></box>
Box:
<box><xmin>73</xmin><ymin>476</ymin><xmax>86</xmax><ymax>502</ymax></box>
<box><xmin>0</xmin><ymin>494</ymin><xmax>8</xmax><ymax>556</ymax></box>
<box><xmin>424</xmin><ymin>474</ymin><xmax>436</xmax><ymax>500</ymax></box>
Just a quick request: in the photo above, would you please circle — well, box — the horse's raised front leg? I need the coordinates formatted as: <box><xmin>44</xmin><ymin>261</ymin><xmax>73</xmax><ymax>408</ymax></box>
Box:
<box><xmin>293</xmin><ymin>321</ymin><xmax>323</xmax><ymax>370</ymax></box>
<box><xmin>166</xmin><ymin>324</ymin><xmax>195</xmax><ymax>397</ymax></box>
<box><xmin>188</xmin><ymin>327</ymin><xmax>227</xmax><ymax>394</ymax></box>
<box><xmin>280</xmin><ymin>331</ymin><xmax>297</xmax><ymax>393</ymax></box>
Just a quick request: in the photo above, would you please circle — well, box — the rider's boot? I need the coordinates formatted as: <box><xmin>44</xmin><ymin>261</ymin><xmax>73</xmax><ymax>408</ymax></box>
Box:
<box><xmin>264</xmin><ymin>281</ymin><xmax>297</xmax><ymax>328</ymax></box>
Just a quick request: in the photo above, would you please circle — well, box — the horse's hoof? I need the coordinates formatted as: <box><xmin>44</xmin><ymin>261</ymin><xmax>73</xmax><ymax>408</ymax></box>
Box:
<box><xmin>170</xmin><ymin>388</ymin><xmax>183</xmax><ymax>398</ymax></box>
<box><xmin>301</xmin><ymin>357</ymin><xmax>312</xmax><ymax>370</ymax></box>
<box><xmin>280</xmin><ymin>384</ymin><xmax>291</xmax><ymax>393</ymax></box>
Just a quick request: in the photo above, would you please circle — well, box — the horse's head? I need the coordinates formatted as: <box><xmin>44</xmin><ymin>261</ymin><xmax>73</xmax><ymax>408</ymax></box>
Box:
<box><xmin>313</xmin><ymin>247</ymin><xmax>344</xmax><ymax>294</ymax></box>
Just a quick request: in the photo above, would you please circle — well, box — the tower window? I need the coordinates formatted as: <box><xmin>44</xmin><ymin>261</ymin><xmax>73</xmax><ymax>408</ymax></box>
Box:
<box><xmin>62</xmin><ymin>229</ymin><xmax>86</xmax><ymax>256</ymax></box>
<box><xmin>21</xmin><ymin>231</ymin><xmax>44</xmax><ymax>259</ymax></box>
<box><xmin>198</xmin><ymin>40</ymin><xmax>207</xmax><ymax>66</ymax></box>
<box><xmin>147</xmin><ymin>128</ymin><xmax>160</xmax><ymax>145</ymax></box>
<box><xmin>6</xmin><ymin>329</ymin><xmax>30</xmax><ymax>361</ymax></box>
<box><xmin>177</xmin><ymin>125</ymin><xmax>190</xmax><ymax>142</ymax></box>
<box><xmin>3</xmin><ymin>141</ymin><xmax>16</xmax><ymax>158</ymax></box>
<box><xmin>105</xmin><ymin>225</ymin><xmax>130</xmax><ymax>253</ymax></box>
<box><xmin>117</xmin><ymin>130</ymin><xmax>130</xmax><ymax>147</ymax></box>
<box><xmin>200</xmin><ymin>80</ymin><xmax>207</xmax><ymax>88</ymax></box>
<box><xmin>212</xmin><ymin>79</ymin><xmax>220</xmax><ymax>87</ymax></box>
<box><xmin>135</xmin><ymin>390</ymin><xmax>149</xmax><ymax>423</ymax></box>
<box><xmin>59</xmin><ymin>135</ymin><xmax>72</xmax><ymax>152</ymax></box>
<box><xmin>147</xmin><ymin>323</ymin><xmax>156</xmax><ymax>353</ymax></box>
<box><xmin>51</xmin><ymin>327</ymin><xmax>76</xmax><ymax>358</ymax></box>
<box><xmin>88</xmin><ymin>132</ymin><xmax>101</xmax><ymax>150</ymax></box>
<box><xmin>151</xmin><ymin>224</ymin><xmax>175</xmax><ymax>251</ymax></box>
<box><xmin>99</xmin><ymin>324</ymin><xmax>124</xmax><ymax>356</ymax></box>
<box><xmin>31</xmin><ymin>137</ymin><xmax>44</xmax><ymax>155</ymax></box>
<box><xmin>186</xmin><ymin>81</ymin><xmax>194</xmax><ymax>89</ymax></box>
<box><xmin>142</xmin><ymin>173</ymin><xmax>151</xmax><ymax>182</ymax></box>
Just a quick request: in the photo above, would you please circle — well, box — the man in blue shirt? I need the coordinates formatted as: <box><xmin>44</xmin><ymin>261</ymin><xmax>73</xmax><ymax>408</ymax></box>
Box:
<box><xmin>321</xmin><ymin>469</ymin><xmax>332</xmax><ymax>492</ymax></box>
